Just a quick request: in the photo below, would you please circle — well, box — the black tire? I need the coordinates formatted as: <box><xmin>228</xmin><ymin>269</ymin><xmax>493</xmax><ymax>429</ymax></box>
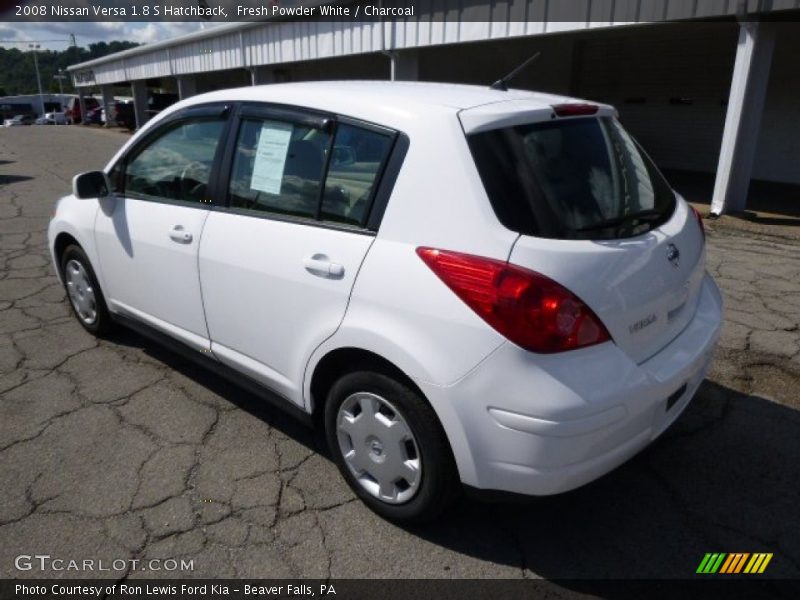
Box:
<box><xmin>60</xmin><ymin>244</ymin><xmax>114</xmax><ymax>336</ymax></box>
<box><xmin>324</xmin><ymin>369</ymin><xmax>460</xmax><ymax>524</ymax></box>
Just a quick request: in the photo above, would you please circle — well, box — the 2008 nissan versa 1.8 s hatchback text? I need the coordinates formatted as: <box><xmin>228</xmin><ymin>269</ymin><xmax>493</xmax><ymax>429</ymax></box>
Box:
<box><xmin>49</xmin><ymin>81</ymin><xmax>722</xmax><ymax>523</ymax></box>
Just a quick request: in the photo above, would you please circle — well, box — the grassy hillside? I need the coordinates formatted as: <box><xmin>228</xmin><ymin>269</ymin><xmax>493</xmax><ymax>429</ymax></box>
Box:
<box><xmin>0</xmin><ymin>41</ymin><xmax>139</xmax><ymax>96</ymax></box>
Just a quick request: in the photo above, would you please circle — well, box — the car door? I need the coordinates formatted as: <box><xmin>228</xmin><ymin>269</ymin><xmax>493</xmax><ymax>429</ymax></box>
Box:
<box><xmin>198</xmin><ymin>105</ymin><xmax>397</xmax><ymax>406</ymax></box>
<box><xmin>94</xmin><ymin>105</ymin><xmax>230</xmax><ymax>351</ymax></box>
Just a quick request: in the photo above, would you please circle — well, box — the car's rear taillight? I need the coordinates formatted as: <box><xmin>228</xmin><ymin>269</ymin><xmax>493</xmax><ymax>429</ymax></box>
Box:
<box><xmin>690</xmin><ymin>205</ymin><xmax>705</xmax><ymax>243</ymax></box>
<box><xmin>552</xmin><ymin>103</ymin><xmax>599</xmax><ymax>117</ymax></box>
<box><xmin>417</xmin><ymin>248</ymin><xmax>611</xmax><ymax>353</ymax></box>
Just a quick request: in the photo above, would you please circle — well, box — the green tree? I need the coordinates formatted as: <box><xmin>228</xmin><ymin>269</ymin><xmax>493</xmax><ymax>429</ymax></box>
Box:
<box><xmin>0</xmin><ymin>41</ymin><xmax>139</xmax><ymax>96</ymax></box>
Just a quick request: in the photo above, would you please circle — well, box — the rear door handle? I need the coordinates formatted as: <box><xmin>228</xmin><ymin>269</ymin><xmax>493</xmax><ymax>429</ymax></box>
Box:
<box><xmin>304</xmin><ymin>254</ymin><xmax>345</xmax><ymax>279</ymax></box>
<box><xmin>169</xmin><ymin>225</ymin><xmax>193</xmax><ymax>244</ymax></box>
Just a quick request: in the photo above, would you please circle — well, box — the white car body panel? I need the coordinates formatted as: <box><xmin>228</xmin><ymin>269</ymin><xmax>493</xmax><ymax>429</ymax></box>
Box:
<box><xmin>48</xmin><ymin>81</ymin><xmax>724</xmax><ymax>499</ymax></box>
<box><xmin>370</xmin><ymin>111</ymin><xmax>518</xmax><ymax>255</ymax></box>
<box><xmin>319</xmin><ymin>238</ymin><xmax>508</xmax><ymax>387</ymax></box>
<box><xmin>422</xmin><ymin>274</ymin><xmax>722</xmax><ymax>494</ymax></box>
<box><xmin>49</xmin><ymin>197</ymin><xmax>103</xmax><ymax>288</ymax></box>
<box><xmin>94</xmin><ymin>197</ymin><xmax>211</xmax><ymax>351</ymax></box>
<box><xmin>198</xmin><ymin>211</ymin><xmax>375</xmax><ymax>406</ymax></box>
<box><xmin>44</xmin><ymin>112</ymin><xmax>67</xmax><ymax>125</ymax></box>
<box><xmin>509</xmin><ymin>197</ymin><xmax>706</xmax><ymax>364</ymax></box>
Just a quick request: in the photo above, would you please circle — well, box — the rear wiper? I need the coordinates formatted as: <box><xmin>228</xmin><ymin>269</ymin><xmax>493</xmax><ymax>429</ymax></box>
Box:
<box><xmin>576</xmin><ymin>209</ymin><xmax>662</xmax><ymax>233</ymax></box>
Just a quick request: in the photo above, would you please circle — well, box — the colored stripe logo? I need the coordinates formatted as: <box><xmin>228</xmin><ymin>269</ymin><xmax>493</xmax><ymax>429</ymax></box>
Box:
<box><xmin>697</xmin><ymin>553</ymin><xmax>773</xmax><ymax>574</ymax></box>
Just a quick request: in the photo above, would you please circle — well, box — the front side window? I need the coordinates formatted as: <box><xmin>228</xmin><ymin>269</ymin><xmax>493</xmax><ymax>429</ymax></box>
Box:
<box><xmin>124</xmin><ymin>118</ymin><xmax>226</xmax><ymax>204</ymax></box>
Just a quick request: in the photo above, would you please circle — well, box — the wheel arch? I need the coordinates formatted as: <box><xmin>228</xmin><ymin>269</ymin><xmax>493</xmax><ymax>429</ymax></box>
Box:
<box><xmin>50</xmin><ymin>230</ymin><xmax>83</xmax><ymax>286</ymax></box>
<box><xmin>308</xmin><ymin>347</ymin><xmax>424</xmax><ymax>424</ymax></box>
<box><xmin>53</xmin><ymin>231</ymin><xmax>80</xmax><ymax>265</ymax></box>
<box><xmin>49</xmin><ymin>200</ymin><xmax>107</xmax><ymax>295</ymax></box>
<box><xmin>306</xmin><ymin>344</ymin><xmax>467</xmax><ymax>485</ymax></box>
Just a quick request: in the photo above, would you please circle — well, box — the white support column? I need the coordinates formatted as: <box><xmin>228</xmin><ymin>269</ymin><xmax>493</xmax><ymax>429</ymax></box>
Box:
<box><xmin>250</xmin><ymin>66</ymin><xmax>276</xmax><ymax>86</ymax></box>
<box><xmin>390</xmin><ymin>51</ymin><xmax>419</xmax><ymax>81</ymax></box>
<box><xmin>100</xmin><ymin>85</ymin><xmax>115</xmax><ymax>126</ymax></box>
<box><xmin>710</xmin><ymin>22</ymin><xmax>776</xmax><ymax>215</ymax></box>
<box><xmin>177</xmin><ymin>75</ymin><xmax>197</xmax><ymax>100</ymax></box>
<box><xmin>131</xmin><ymin>80</ymin><xmax>149</xmax><ymax>130</ymax></box>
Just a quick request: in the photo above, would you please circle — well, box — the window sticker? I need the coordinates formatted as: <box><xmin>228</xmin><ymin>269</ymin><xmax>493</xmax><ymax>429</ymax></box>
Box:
<box><xmin>250</xmin><ymin>121</ymin><xmax>293</xmax><ymax>195</ymax></box>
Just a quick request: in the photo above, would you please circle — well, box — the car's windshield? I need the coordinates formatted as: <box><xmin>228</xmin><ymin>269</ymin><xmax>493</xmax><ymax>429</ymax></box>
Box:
<box><xmin>467</xmin><ymin>116</ymin><xmax>675</xmax><ymax>240</ymax></box>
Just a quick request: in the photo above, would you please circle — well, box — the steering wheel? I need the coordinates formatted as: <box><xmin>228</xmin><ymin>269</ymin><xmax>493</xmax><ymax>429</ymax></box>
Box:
<box><xmin>179</xmin><ymin>161</ymin><xmax>209</xmax><ymax>200</ymax></box>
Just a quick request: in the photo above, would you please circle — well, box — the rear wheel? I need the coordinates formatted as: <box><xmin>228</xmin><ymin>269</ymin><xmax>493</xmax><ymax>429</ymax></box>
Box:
<box><xmin>324</xmin><ymin>370</ymin><xmax>460</xmax><ymax>523</ymax></box>
<box><xmin>60</xmin><ymin>244</ymin><xmax>113</xmax><ymax>336</ymax></box>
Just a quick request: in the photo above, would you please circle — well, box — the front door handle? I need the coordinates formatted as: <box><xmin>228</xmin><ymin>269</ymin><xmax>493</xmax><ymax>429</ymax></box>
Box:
<box><xmin>304</xmin><ymin>254</ymin><xmax>345</xmax><ymax>279</ymax></box>
<box><xmin>169</xmin><ymin>225</ymin><xmax>193</xmax><ymax>244</ymax></box>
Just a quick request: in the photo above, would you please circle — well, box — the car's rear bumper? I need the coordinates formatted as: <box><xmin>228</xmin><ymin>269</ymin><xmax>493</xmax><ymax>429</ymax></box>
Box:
<box><xmin>420</xmin><ymin>273</ymin><xmax>723</xmax><ymax>496</ymax></box>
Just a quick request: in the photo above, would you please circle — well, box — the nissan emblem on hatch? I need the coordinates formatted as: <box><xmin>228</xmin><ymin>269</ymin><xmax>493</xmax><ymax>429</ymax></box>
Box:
<box><xmin>667</xmin><ymin>244</ymin><xmax>680</xmax><ymax>268</ymax></box>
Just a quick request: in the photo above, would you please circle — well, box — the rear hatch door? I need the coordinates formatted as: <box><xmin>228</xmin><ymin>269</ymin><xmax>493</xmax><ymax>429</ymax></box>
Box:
<box><xmin>509</xmin><ymin>206</ymin><xmax>705</xmax><ymax>364</ymax></box>
<box><xmin>464</xmin><ymin>109</ymin><xmax>705</xmax><ymax>364</ymax></box>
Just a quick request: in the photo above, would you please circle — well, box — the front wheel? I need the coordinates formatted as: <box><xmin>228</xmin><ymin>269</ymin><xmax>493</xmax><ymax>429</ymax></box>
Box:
<box><xmin>324</xmin><ymin>370</ymin><xmax>460</xmax><ymax>523</ymax></box>
<box><xmin>60</xmin><ymin>244</ymin><xmax>113</xmax><ymax>336</ymax></box>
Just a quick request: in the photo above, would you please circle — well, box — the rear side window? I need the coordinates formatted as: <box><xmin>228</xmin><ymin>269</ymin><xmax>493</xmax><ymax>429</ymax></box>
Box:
<box><xmin>228</xmin><ymin>117</ymin><xmax>394</xmax><ymax>228</ymax></box>
<box><xmin>229</xmin><ymin>119</ymin><xmax>331</xmax><ymax>219</ymax></box>
<box><xmin>322</xmin><ymin>124</ymin><xmax>393</xmax><ymax>226</ymax></box>
<box><xmin>467</xmin><ymin>117</ymin><xmax>675</xmax><ymax>240</ymax></box>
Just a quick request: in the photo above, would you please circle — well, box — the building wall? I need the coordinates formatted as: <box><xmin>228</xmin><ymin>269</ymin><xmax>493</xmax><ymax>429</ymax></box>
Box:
<box><xmin>163</xmin><ymin>53</ymin><xmax>390</xmax><ymax>95</ymax></box>
<box><xmin>67</xmin><ymin>17</ymin><xmax>800</xmax><ymax>187</ymax></box>
<box><xmin>418</xmin><ymin>22</ymin><xmax>798</xmax><ymax>185</ymax></box>
<box><xmin>417</xmin><ymin>32</ymin><xmax>577</xmax><ymax>94</ymax></box>
<box><xmin>194</xmin><ymin>69</ymin><xmax>252</xmax><ymax>94</ymax></box>
<box><xmin>74</xmin><ymin>0</ymin><xmax>800</xmax><ymax>87</ymax></box>
<box><xmin>282</xmin><ymin>52</ymin><xmax>390</xmax><ymax>81</ymax></box>
<box><xmin>575</xmin><ymin>22</ymin><xmax>800</xmax><ymax>185</ymax></box>
<box><xmin>573</xmin><ymin>22</ymin><xmax>739</xmax><ymax>176</ymax></box>
<box><xmin>415</xmin><ymin>23</ymin><xmax>737</xmax><ymax>176</ymax></box>
<box><xmin>753</xmin><ymin>23</ymin><xmax>800</xmax><ymax>184</ymax></box>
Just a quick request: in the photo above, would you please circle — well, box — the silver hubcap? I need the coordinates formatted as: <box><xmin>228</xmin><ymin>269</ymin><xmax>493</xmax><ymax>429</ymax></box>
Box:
<box><xmin>336</xmin><ymin>392</ymin><xmax>422</xmax><ymax>504</ymax></box>
<box><xmin>65</xmin><ymin>259</ymin><xmax>97</xmax><ymax>325</ymax></box>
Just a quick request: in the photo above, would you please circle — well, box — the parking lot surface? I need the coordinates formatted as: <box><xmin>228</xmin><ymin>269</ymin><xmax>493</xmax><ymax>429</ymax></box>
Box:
<box><xmin>1</xmin><ymin>126</ymin><xmax>799</xmax><ymax>584</ymax></box>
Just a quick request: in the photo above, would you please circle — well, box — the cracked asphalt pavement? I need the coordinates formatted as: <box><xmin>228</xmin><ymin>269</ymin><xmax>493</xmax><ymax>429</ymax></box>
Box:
<box><xmin>0</xmin><ymin>126</ymin><xmax>798</xmax><ymax>584</ymax></box>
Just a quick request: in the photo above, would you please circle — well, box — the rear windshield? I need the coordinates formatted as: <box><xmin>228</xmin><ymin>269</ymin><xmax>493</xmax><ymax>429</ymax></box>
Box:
<box><xmin>467</xmin><ymin>117</ymin><xmax>675</xmax><ymax>240</ymax></box>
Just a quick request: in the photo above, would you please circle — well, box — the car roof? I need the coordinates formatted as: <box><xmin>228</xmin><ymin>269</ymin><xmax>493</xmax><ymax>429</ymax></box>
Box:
<box><xmin>168</xmin><ymin>81</ymin><xmax>607</xmax><ymax>129</ymax></box>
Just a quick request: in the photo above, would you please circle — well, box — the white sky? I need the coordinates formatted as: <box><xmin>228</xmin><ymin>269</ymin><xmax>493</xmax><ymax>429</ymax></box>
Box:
<box><xmin>0</xmin><ymin>21</ymin><xmax>221</xmax><ymax>52</ymax></box>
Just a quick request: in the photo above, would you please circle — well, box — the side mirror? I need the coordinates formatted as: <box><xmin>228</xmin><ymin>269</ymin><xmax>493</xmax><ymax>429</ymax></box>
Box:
<box><xmin>73</xmin><ymin>171</ymin><xmax>110</xmax><ymax>199</ymax></box>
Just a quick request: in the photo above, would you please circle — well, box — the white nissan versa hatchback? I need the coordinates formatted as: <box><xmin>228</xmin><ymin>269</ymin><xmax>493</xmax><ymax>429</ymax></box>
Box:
<box><xmin>49</xmin><ymin>81</ymin><xmax>722</xmax><ymax>523</ymax></box>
